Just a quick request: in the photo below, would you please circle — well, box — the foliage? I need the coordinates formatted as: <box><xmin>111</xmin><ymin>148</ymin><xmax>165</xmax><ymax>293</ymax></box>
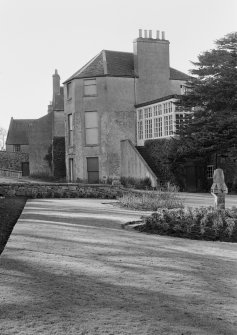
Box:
<box><xmin>44</xmin><ymin>137</ymin><xmax>66</xmax><ymax>178</ymax></box>
<box><xmin>143</xmin><ymin>139</ymin><xmax>187</xmax><ymax>186</ymax></box>
<box><xmin>120</xmin><ymin>176</ymin><xmax>152</xmax><ymax>189</ymax></box>
<box><xmin>53</xmin><ymin>137</ymin><xmax>66</xmax><ymax>178</ymax></box>
<box><xmin>118</xmin><ymin>184</ymin><xmax>183</xmax><ymax>211</ymax></box>
<box><xmin>176</xmin><ymin>32</ymin><xmax>237</xmax><ymax>158</ymax></box>
<box><xmin>0</xmin><ymin>197</ymin><xmax>27</xmax><ymax>254</ymax></box>
<box><xmin>137</xmin><ymin>206</ymin><xmax>237</xmax><ymax>242</ymax></box>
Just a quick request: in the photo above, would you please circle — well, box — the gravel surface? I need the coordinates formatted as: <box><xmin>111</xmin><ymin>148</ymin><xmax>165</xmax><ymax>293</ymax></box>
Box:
<box><xmin>0</xmin><ymin>198</ymin><xmax>237</xmax><ymax>335</ymax></box>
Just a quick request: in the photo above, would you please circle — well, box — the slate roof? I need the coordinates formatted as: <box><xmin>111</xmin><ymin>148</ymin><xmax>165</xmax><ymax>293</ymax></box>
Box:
<box><xmin>6</xmin><ymin>118</ymin><xmax>34</xmax><ymax>145</ymax></box>
<box><xmin>64</xmin><ymin>50</ymin><xmax>189</xmax><ymax>83</ymax></box>
<box><xmin>170</xmin><ymin>67</ymin><xmax>190</xmax><ymax>81</ymax></box>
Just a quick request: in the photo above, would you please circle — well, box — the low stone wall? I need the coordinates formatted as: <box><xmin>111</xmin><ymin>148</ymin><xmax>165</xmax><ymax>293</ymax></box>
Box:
<box><xmin>0</xmin><ymin>168</ymin><xmax>22</xmax><ymax>178</ymax></box>
<box><xmin>0</xmin><ymin>183</ymin><xmax>125</xmax><ymax>199</ymax></box>
<box><xmin>0</xmin><ymin>151</ymin><xmax>29</xmax><ymax>170</ymax></box>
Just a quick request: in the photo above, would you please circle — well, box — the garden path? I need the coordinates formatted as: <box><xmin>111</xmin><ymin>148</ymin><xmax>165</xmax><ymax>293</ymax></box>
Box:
<box><xmin>0</xmin><ymin>198</ymin><xmax>237</xmax><ymax>335</ymax></box>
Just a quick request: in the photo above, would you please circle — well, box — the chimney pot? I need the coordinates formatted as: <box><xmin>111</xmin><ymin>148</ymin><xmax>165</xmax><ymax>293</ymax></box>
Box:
<box><xmin>144</xmin><ymin>30</ymin><xmax>148</xmax><ymax>38</ymax></box>
<box><xmin>149</xmin><ymin>30</ymin><xmax>152</xmax><ymax>38</ymax></box>
<box><xmin>156</xmin><ymin>30</ymin><xmax>160</xmax><ymax>39</ymax></box>
<box><xmin>139</xmin><ymin>29</ymin><xmax>142</xmax><ymax>38</ymax></box>
<box><xmin>162</xmin><ymin>31</ymin><xmax>165</xmax><ymax>40</ymax></box>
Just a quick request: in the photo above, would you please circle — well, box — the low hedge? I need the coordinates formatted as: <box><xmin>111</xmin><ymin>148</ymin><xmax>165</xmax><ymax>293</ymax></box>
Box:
<box><xmin>136</xmin><ymin>207</ymin><xmax>237</xmax><ymax>242</ymax></box>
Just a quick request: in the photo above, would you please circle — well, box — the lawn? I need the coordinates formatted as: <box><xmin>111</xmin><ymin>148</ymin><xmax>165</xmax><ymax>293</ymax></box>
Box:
<box><xmin>0</xmin><ymin>197</ymin><xmax>27</xmax><ymax>255</ymax></box>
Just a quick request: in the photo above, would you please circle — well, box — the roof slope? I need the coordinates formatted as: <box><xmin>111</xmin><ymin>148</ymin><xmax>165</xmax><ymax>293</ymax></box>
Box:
<box><xmin>64</xmin><ymin>50</ymin><xmax>189</xmax><ymax>82</ymax></box>
<box><xmin>6</xmin><ymin>119</ymin><xmax>34</xmax><ymax>145</ymax></box>
<box><xmin>170</xmin><ymin>67</ymin><xmax>190</xmax><ymax>81</ymax></box>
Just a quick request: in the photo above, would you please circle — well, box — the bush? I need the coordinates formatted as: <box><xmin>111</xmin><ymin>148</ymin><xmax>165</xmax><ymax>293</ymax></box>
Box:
<box><xmin>120</xmin><ymin>177</ymin><xmax>152</xmax><ymax>189</ymax></box>
<box><xmin>137</xmin><ymin>207</ymin><xmax>237</xmax><ymax>242</ymax></box>
<box><xmin>118</xmin><ymin>184</ymin><xmax>183</xmax><ymax>211</ymax></box>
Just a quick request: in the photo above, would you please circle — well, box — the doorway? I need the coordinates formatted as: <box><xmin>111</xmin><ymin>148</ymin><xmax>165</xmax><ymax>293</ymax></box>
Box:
<box><xmin>21</xmin><ymin>162</ymin><xmax>29</xmax><ymax>176</ymax></box>
<box><xmin>87</xmin><ymin>157</ymin><xmax>99</xmax><ymax>183</ymax></box>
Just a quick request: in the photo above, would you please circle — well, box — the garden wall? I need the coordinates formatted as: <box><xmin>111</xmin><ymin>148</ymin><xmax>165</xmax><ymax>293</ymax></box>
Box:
<box><xmin>0</xmin><ymin>151</ymin><xmax>29</xmax><ymax>170</ymax></box>
<box><xmin>0</xmin><ymin>183</ymin><xmax>124</xmax><ymax>199</ymax></box>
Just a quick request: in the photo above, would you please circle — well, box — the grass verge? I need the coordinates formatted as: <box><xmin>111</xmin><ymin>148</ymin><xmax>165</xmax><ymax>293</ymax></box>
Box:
<box><xmin>0</xmin><ymin>197</ymin><xmax>27</xmax><ymax>255</ymax></box>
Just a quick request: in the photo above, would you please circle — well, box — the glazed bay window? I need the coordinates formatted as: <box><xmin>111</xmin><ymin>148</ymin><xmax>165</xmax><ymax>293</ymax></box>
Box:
<box><xmin>67</xmin><ymin>82</ymin><xmax>72</xmax><ymax>99</ymax></box>
<box><xmin>84</xmin><ymin>79</ymin><xmax>97</xmax><ymax>96</ymax></box>
<box><xmin>85</xmin><ymin>111</ymin><xmax>99</xmax><ymax>145</ymax></box>
<box><xmin>144</xmin><ymin>107</ymin><xmax>152</xmax><ymax>139</ymax></box>
<box><xmin>68</xmin><ymin>114</ymin><xmax>73</xmax><ymax>146</ymax></box>
<box><xmin>164</xmin><ymin>115</ymin><xmax>173</xmax><ymax>136</ymax></box>
<box><xmin>154</xmin><ymin>117</ymin><xmax>162</xmax><ymax>138</ymax></box>
<box><xmin>137</xmin><ymin>109</ymin><xmax>143</xmax><ymax>140</ymax></box>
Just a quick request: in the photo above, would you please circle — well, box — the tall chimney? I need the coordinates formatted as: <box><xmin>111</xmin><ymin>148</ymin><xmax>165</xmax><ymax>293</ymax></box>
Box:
<box><xmin>161</xmin><ymin>31</ymin><xmax>165</xmax><ymax>40</ymax></box>
<box><xmin>133</xmin><ymin>29</ymin><xmax>170</xmax><ymax>104</ymax></box>
<box><xmin>149</xmin><ymin>30</ymin><xmax>152</xmax><ymax>38</ymax></box>
<box><xmin>139</xmin><ymin>29</ymin><xmax>142</xmax><ymax>38</ymax></box>
<box><xmin>53</xmin><ymin>69</ymin><xmax>60</xmax><ymax>96</ymax></box>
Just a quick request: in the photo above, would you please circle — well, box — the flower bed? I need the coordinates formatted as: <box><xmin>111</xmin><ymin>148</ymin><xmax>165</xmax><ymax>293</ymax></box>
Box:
<box><xmin>136</xmin><ymin>207</ymin><xmax>237</xmax><ymax>242</ymax></box>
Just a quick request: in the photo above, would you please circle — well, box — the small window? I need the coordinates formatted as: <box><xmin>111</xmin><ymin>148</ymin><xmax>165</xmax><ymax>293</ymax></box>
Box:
<box><xmin>207</xmin><ymin>165</ymin><xmax>214</xmax><ymax>179</ymax></box>
<box><xmin>85</xmin><ymin>111</ymin><xmax>99</xmax><ymax>145</ymax></box>
<box><xmin>13</xmin><ymin>144</ymin><xmax>21</xmax><ymax>152</ymax></box>
<box><xmin>84</xmin><ymin>79</ymin><xmax>97</xmax><ymax>96</ymax></box>
<box><xmin>67</xmin><ymin>82</ymin><xmax>72</xmax><ymax>99</ymax></box>
<box><xmin>68</xmin><ymin>114</ymin><xmax>73</xmax><ymax>146</ymax></box>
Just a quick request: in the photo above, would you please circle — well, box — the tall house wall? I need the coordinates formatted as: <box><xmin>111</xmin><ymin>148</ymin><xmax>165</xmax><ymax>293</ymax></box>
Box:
<box><xmin>28</xmin><ymin>113</ymin><xmax>53</xmax><ymax>176</ymax></box>
<box><xmin>65</xmin><ymin>76</ymin><xmax>136</xmax><ymax>182</ymax></box>
<box><xmin>134</xmin><ymin>30</ymin><xmax>171</xmax><ymax>104</ymax></box>
<box><xmin>53</xmin><ymin>111</ymin><xmax>65</xmax><ymax>137</ymax></box>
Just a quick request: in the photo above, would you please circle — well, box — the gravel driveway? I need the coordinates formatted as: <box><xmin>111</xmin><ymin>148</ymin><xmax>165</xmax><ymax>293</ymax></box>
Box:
<box><xmin>0</xmin><ymin>198</ymin><xmax>237</xmax><ymax>335</ymax></box>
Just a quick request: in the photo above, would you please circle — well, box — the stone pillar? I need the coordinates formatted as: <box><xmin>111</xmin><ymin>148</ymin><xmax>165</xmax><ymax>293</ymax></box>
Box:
<box><xmin>211</xmin><ymin>168</ymin><xmax>228</xmax><ymax>209</ymax></box>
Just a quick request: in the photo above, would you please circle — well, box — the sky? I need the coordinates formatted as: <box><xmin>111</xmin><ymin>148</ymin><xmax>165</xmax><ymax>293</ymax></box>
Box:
<box><xmin>0</xmin><ymin>0</ymin><xmax>236</xmax><ymax>131</ymax></box>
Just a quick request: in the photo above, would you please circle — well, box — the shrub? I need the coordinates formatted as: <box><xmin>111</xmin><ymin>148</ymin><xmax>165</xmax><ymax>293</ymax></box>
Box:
<box><xmin>136</xmin><ymin>207</ymin><xmax>237</xmax><ymax>242</ymax></box>
<box><xmin>120</xmin><ymin>176</ymin><xmax>152</xmax><ymax>189</ymax></box>
<box><xmin>118</xmin><ymin>184</ymin><xmax>183</xmax><ymax>211</ymax></box>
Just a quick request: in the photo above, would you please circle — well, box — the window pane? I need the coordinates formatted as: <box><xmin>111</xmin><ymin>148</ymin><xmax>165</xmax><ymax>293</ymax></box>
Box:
<box><xmin>86</xmin><ymin>128</ymin><xmax>99</xmax><ymax>145</ymax></box>
<box><xmin>84</xmin><ymin>79</ymin><xmax>97</xmax><ymax>96</ymax></box>
<box><xmin>85</xmin><ymin>111</ymin><xmax>98</xmax><ymax>128</ymax></box>
<box><xmin>67</xmin><ymin>82</ymin><xmax>72</xmax><ymax>99</ymax></box>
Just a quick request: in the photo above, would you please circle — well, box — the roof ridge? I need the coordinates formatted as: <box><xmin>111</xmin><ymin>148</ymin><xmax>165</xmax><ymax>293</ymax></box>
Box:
<box><xmin>63</xmin><ymin>51</ymin><xmax>103</xmax><ymax>83</ymax></box>
<box><xmin>104</xmin><ymin>49</ymin><xmax>133</xmax><ymax>55</ymax></box>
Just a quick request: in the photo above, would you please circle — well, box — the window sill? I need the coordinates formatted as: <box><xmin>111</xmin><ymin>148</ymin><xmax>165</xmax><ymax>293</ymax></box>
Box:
<box><xmin>83</xmin><ymin>95</ymin><xmax>97</xmax><ymax>98</ymax></box>
<box><xmin>84</xmin><ymin>144</ymin><xmax>99</xmax><ymax>147</ymax></box>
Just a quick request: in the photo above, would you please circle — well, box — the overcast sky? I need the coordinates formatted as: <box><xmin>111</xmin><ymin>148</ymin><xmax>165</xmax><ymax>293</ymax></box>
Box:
<box><xmin>0</xmin><ymin>0</ymin><xmax>236</xmax><ymax>130</ymax></box>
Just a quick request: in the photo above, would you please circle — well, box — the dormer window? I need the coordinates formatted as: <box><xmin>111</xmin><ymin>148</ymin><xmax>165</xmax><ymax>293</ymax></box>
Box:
<box><xmin>84</xmin><ymin>79</ymin><xmax>97</xmax><ymax>96</ymax></box>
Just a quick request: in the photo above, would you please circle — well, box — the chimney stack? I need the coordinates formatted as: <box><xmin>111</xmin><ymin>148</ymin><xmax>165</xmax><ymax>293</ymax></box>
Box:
<box><xmin>137</xmin><ymin>29</ymin><xmax>166</xmax><ymax>40</ymax></box>
<box><xmin>53</xmin><ymin>69</ymin><xmax>60</xmax><ymax>96</ymax></box>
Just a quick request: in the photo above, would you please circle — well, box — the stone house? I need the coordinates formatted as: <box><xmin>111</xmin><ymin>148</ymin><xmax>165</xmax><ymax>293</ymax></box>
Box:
<box><xmin>63</xmin><ymin>29</ymin><xmax>189</xmax><ymax>185</ymax></box>
<box><xmin>5</xmin><ymin>70</ymin><xmax>65</xmax><ymax>177</ymax></box>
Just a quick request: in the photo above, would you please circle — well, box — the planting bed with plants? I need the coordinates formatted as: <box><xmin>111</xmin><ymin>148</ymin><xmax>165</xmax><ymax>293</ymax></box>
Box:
<box><xmin>136</xmin><ymin>207</ymin><xmax>237</xmax><ymax>242</ymax></box>
<box><xmin>0</xmin><ymin>197</ymin><xmax>27</xmax><ymax>254</ymax></box>
<box><xmin>118</xmin><ymin>184</ymin><xmax>183</xmax><ymax>211</ymax></box>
